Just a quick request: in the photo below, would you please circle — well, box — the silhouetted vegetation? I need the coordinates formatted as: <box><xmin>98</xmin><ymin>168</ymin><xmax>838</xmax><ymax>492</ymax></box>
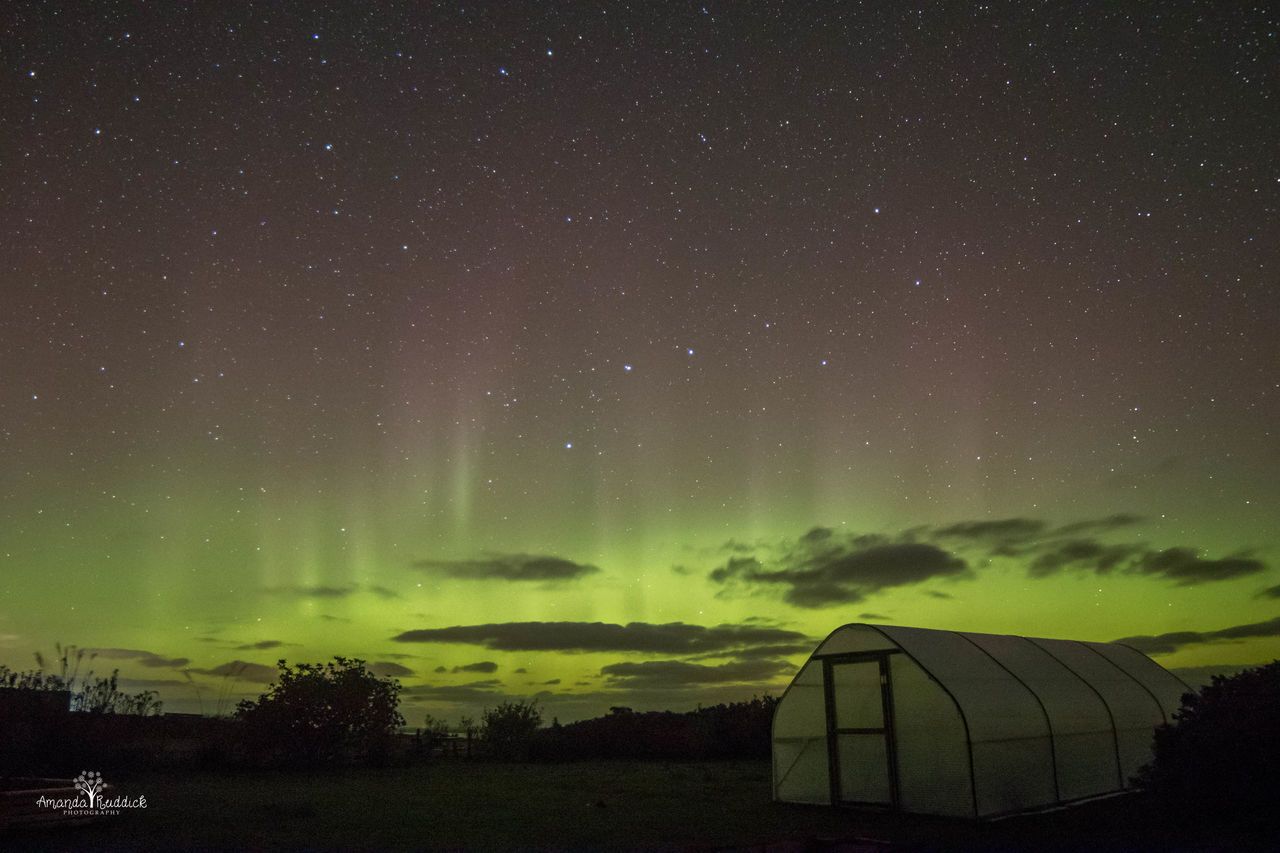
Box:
<box><xmin>3</xmin><ymin>640</ymin><xmax>775</xmax><ymax>772</ymax></box>
<box><xmin>481</xmin><ymin>699</ymin><xmax>543</xmax><ymax>760</ymax></box>
<box><xmin>1139</xmin><ymin>660</ymin><xmax>1280</xmax><ymax>820</ymax></box>
<box><xmin>531</xmin><ymin>696</ymin><xmax>777</xmax><ymax>761</ymax></box>
<box><xmin>0</xmin><ymin>643</ymin><xmax>162</xmax><ymax>715</ymax></box>
<box><xmin>235</xmin><ymin>657</ymin><xmax>404</xmax><ymax>766</ymax></box>
<box><xmin>421</xmin><ymin>713</ymin><xmax>452</xmax><ymax>743</ymax></box>
<box><xmin>406</xmin><ymin>695</ymin><xmax>779</xmax><ymax>762</ymax></box>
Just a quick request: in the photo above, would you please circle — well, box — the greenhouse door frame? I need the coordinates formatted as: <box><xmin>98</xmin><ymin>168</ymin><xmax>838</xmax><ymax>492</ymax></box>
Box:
<box><xmin>820</xmin><ymin>650</ymin><xmax>901</xmax><ymax>809</ymax></box>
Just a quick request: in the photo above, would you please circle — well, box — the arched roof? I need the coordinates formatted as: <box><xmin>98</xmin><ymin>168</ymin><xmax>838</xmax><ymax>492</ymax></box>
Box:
<box><xmin>775</xmin><ymin>623</ymin><xmax>1191</xmax><ymax>817</ymax></box>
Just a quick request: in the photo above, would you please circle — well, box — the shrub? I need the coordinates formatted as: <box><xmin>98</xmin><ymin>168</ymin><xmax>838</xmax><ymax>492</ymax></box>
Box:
<box><xmin>481</xmin><ymin>699</ymin><xmax>542</xmax><ymax>760</ymax></box>
<box><xmin>1138</xmin><ymin>661</ymin><xmax>1280</xmax><ymax>817</ymax></box>
<box><xmin>235</xmin><ymin>657</ymin><xmax>404</xmax><ymax>766</ymax></box>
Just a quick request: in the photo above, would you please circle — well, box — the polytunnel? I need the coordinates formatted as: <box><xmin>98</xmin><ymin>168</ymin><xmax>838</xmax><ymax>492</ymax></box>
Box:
<box><xmin>771</xmin><ymin>623</ymin><xmax>1190</xmax><ymax>818</ymax></box>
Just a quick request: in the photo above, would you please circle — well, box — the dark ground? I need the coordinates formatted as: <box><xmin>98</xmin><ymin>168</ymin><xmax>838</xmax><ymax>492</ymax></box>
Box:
<box><xmin>4</xmin><ymin>761</ymin><xmax>1276</xmax><ymax>851</ymax></box>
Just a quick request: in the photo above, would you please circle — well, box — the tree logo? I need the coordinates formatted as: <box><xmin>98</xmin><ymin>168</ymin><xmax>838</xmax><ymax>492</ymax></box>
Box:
<box><xmin>73</xmin><ymin>770</ymin><xmax>105</xmax><ymax>809</ymax></box>
<box><xmin>35</xmin><ymin>770</ymin><xmax>147</xmax><ymax>815</ymax></box>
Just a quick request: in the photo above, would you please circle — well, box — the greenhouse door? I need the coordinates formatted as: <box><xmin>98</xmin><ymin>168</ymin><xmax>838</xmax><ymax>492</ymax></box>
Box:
<box><xmin>823</xmin><ymin>654</ymin><xmax>898</xmax><ymax>807</ymax></box>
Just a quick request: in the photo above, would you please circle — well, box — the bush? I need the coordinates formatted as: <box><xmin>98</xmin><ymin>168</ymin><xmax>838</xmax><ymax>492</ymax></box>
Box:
<box><xmin>235</xmin><ymin>657</ymin><xmax>404</xmax><ymax>766</ymax></box>
<box><xmin>1138</xmin><ymin>661</ymin><xmax>1280</xmax><ymax>817</ymax></box>
<box><xmin>481</xmin><ymin>699</ymin><xmax>542</xmax><ymax>760</ymax></box>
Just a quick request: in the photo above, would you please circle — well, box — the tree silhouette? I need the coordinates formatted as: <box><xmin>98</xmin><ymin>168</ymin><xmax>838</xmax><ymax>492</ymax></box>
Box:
<box><xmin>1139</xmin><ymin>661</ymin><xmax>1280</xmax><ymax>817</ymax></box>
<box><xmin>235</xmin><ymin>657</ymin><xmax>404</xmax><ymax>766</ymax></box>
<box><xmin>481</xmin><ymin>699</ymin><xmax>542</xmax><ymax>760</ymax></box>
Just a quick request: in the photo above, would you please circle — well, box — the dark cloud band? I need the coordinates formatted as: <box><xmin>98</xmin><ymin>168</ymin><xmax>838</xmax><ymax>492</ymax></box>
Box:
<box><xmin>86</xmin><ymin>648</ymin><xmax>190</xmax><ymax>668</ymax></box>
<box><xmin>711</xmin><ymin>539</ymin><xmax>969</xmax><ymax>608</ymax></box>
<box><xmin>392</xmin><ymin>620</ymin><xmax>809</xmax><ymax>655</ymax></box>
<box><xmin>600</xmin><ymin>658</ymin><xmax>795</xmax><ymax>688</ymax></box>
<box><xmin>1114</xmin><ymin>615</ymin><xmax>1280</xmax><ymax>655</ymax></box>
<box><xmin>413</xmin><ymin>553</ymin><xmax>599</xmax><ymax>582</ymax></box>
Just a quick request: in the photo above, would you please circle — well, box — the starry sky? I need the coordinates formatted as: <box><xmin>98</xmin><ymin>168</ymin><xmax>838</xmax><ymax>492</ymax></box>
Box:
<box><xmin>2</xmin><ymin>2</ymin><xmax>1278</xmax><ymax>721</ymax></box>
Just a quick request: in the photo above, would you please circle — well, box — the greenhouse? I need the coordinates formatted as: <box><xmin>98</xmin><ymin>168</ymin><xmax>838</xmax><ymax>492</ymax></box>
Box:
<box><xmin>771</xmin><ymin>623</ymin><xmax>1190</xmax><ymax>818</ymax></box>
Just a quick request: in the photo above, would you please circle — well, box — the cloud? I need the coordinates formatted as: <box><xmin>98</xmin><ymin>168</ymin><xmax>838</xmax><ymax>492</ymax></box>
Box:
<box><xmin>262</xmin><ymin>584</ymin><xmax>356</xmax><ymax>598</ymax></box>
<box><xmin>1028</xmin><ymin>540</ymin><xmax>1144</xmax><ymax>577</ymax></box>
<box><xmin>402</xmin><ymin>680</ymin><xmax>505</xmax><ymax>702</ymax></box>
<box><xmin>368</xmin><ymin>661</ymin><xmax>415</xmax><ymax>678</ymax></box>
<box><xmin>933</xmin><ymin>518</ymin><xmax>1047</xmax><ymax>543</ymax></box>
<box><xmin>392</xmin><ymin>620</ymin><xmax>810</xmax><ymax>656</ymax></box>
<box><xmin>702</xmin><ymin>517</ymin><xmax>1258</xmax><ymax>610</ymax></box>
<box><xmin>1051</xmin><ymin>514</ymin><xmax>1145</xmax><ymax>536</ymax></box>
<box><xmin>541</xmin><ymin>679</ymin><xmax>561</xmax><ymax>685</ymax></box>
<box><xmin>116</xmin><ymin>677</ymin><xmax>192</xmax><ymax>689</ymax></box>
<box><xmin>1113</xmin><ymin>631</ymin><xmax>1206</xmax><ymax>656</ymax></box>
<box><xmin>261</xmin><ymin>583</ymin><xmax>399</xmax><ymax>599</ymax></box>
<box><xmin>704</xmin><ymin>642</ymin><xmax>813</xmax><ymax>659</ymax></box>
<box><xmin>916</xmin><ymin>515</ymin><xmax>1144</xmax><ymax>564</ymax></box>
<box><xmin>413</xmin><ymin>553</ymin><xmax>599</xmax><ymax>582</ymax></box>
<box><xmin>235</xmin><ymin>640</ymin><xmax>288</xmax><ymax>651</ymax></box>
<box><xmin>85</xmin><ymin>648</ymin><xmax>190</xmax><ymax>668</ymax></box>
<box><xmin>600</xmin><ymin>658</ymin><xmax>796</xmax><ymax>688</ymax></box>
<box><xmin>719</xmin><ymin>539</ymin><xmax>757</xmax><ymax>554</ymax></box>
<box><xmin>1130</xmin><ymin>549</ymin><xmax>1266</xmax><ymax>586</ymax></box>
<box><xmin>452</xmin><ymin>661</ymin><xmax>499</xmax><ymax>674</ymax></box>
<box><xmin>1113</xmin><ymin>616</ymin><xmax>1280</xmax><ymax>655</ymax></box>
<box><xmin>1029</xmin><ymin>542</ymin><xmax>1265</xmax><ymax>586</ymax></box>
<box><xmin>1258</xmin><ymin>585</ymin><xmax>1280</xmax><ymax>599</ymax></box>
<box><xmin>187</xmin><ymin>660</ymin><xmax>278</xmax><ymax>683</ymax></box>
<box><xmin>708</xmin><ymin>556</ymin><xmax>765</xmax><ymax>584</ymax></box>
<box><xmin>711</xmin><ymin>539</ymin><xmax>969</xmax><ymax>608</ymax></box>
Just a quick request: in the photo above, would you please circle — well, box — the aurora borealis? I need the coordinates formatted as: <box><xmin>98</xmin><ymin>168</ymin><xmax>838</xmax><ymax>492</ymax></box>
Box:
<box><xmin>2</xmin><ymin>2</ymin><xmax>1278</xmax><ymax>722</ymax></box>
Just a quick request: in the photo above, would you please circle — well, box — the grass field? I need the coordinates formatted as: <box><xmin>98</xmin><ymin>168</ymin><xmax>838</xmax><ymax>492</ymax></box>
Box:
<box><xmin>6</xmin><ymin>760</ymin><xmax>1274</xmax><ymax>851</ymax></box>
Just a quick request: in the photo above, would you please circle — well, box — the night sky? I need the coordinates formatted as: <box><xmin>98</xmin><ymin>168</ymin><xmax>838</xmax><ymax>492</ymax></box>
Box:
<box><xmin>3</xmin><ymin>2</ymin><xmax>1278</xmax><ymax>720</ymax></box>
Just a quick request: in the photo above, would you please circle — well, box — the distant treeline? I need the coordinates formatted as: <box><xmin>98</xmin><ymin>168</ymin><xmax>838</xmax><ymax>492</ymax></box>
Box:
<box><xmin>530</xmin><ymin>697</ymin><xmax>777</xmax><ymax>761</ymax></box>
<box><xmin>1</xmin><ymin>654</ymin><xmax>779</xmax><ymax>773</ymax></box>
